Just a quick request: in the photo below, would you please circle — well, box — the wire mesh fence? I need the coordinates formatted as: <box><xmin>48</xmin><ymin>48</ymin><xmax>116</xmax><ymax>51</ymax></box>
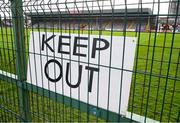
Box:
<box><xmin>0</xmin><ymin>0</ymin><xmax>180</xmax><ymax>122</ymax></box>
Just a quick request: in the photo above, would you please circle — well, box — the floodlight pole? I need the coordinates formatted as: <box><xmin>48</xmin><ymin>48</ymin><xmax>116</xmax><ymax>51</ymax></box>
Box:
<box><xmin>10</xmin><ymin>0</ymin><xmax>31</xmax><ymax>121</ymax></box>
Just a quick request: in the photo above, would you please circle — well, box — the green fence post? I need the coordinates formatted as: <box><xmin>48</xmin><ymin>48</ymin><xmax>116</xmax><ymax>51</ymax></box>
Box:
<box><xmin>10</xmin><ymin>0</ymin><xmax>31</xmax><ymax>121</ymax></box>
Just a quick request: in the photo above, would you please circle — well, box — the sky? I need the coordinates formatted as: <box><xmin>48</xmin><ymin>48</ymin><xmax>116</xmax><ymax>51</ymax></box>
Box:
<box><xmin>0</xmin><ymin>0</ymin><xmax>171</xmax><ymax>18</ymax></box>
<box><xmin>28</xmin><ymin>0</ymin><xmax>170</xmax><ymax>14</ymax></box>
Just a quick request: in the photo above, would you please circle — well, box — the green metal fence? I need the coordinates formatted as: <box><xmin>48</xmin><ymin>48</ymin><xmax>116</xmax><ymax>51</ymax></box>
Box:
<box><xmin>0</xmin><ymin>0</ymin><xmax>180</xmax><ymax>122</ymax></box>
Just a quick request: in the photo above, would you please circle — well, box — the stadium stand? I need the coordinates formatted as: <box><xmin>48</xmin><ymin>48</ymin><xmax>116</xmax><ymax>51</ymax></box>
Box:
<box><xmin>27</xmin><ymin>8</ymin><xmax>156</xmax><ymax>32</ymax></box>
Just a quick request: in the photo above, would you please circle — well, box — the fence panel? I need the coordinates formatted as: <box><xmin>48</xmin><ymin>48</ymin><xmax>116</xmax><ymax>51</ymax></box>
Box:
<box><xmin>0</xmin><ymin>0</ymin><xmax>180</xmax><ymax>122</ymax></box>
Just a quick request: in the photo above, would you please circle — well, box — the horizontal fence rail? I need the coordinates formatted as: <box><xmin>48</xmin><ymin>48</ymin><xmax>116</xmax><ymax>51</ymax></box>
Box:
<box><xmin>0</xmin><ymin>0</ymin><xmax>180</xmax><ymax>122</ymax></box>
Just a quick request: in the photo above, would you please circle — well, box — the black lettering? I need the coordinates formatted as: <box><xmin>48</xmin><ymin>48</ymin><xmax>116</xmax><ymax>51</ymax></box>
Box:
<box><xmin>85</xmin><ymin>66</ymin><xmax>99</xmax><ymax>92</ymax></box>
<box><xmin>44</xmin><ymin>59</ymin><xmax>62</xmax><ymax>82</ymax></box>
<box><xmin>58</xmin><ymin>36</ymin><xmax>71</xmax><ymax>54</ymax></box>
<box><xmin>42</xmin><ymin>34</ymin><xmax>56</xmax><ymax>52</ymax></box>
<box><xmin>66</xmin><ymin>63</ymin><xmax>83</xmax><ymax>88</ymax></box>
<box><xmin>73</xmin><ymin>37</ymin><xmax>88</xmax><ymax>57</ymax></box>
<box><xmin>91</xmin><ymin>38</ymin><xmax>109</xmax><ymax>58</ymax></box>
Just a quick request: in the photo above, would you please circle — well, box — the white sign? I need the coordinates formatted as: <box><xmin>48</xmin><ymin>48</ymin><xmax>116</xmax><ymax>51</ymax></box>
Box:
<box><xmin>27</xmin><ymin>32</ymin><xmax>136</xmax><ymax>116</ymax></box>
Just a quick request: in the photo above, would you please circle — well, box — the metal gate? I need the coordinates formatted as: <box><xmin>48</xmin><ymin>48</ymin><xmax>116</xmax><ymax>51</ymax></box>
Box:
<box><xmin>0</xmin><ymin>0</ymin><xmax>180</xmax><ymax>122</ymax></box>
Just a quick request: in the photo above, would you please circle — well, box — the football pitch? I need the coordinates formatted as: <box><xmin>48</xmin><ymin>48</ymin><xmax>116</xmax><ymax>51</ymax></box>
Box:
<box><xmin>0</xmin><ymin>27</ymin><xmax>180</xmax><ymax>122</ymax></box>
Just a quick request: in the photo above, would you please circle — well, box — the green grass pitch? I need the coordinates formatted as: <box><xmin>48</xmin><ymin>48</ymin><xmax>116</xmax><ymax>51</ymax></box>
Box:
<box><xmin>0</xmin><ymin>27</ymin><xmax>180</xmax><ymax>122</ymax></box>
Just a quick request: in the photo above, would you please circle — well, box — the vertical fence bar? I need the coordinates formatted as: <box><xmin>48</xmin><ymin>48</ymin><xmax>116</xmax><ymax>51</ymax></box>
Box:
<box><xmin>10</xmin><ymin>0</ymin><xmax>31</xmax><ymax>121</ymax></box>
